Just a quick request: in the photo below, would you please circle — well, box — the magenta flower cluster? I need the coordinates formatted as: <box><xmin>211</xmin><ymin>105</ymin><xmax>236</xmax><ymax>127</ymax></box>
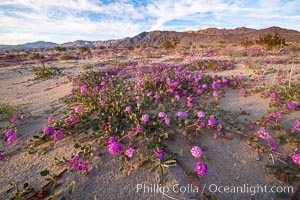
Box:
<box><xmin>257</xmin><ymin>129</ymin><xmax>270</xmax><ymax>140</ymax></box>
<box><xmin>293</xmin><ymin>121</ymin><xmax>300</xmax><ymax>132</ymax></box>
<box><xmin>191</xmin><ymin>146</ymin><xmax>203</xmax><ymax>158</ymax></box>
<box><xmin>74</xmin><ymin>105</ymin><xmax>83</xmax><ymax>113</ymax></box>
<box><xmin>108</xmin><ymin>136</ymin><xmax>123</xmax><ymax>155</ymax></box>
<box><xmin>125</xmin><ymin>147</ymin><xmax>135</xmax><ymax>158</ymax></box>
<box><xmin>5</xmin><ymin>129</ymin><xmax>17</xmax><ymax>144</ymax></box>
<box><xmin>156</xmin><ymin>150</ymin><xmax>165</xmax><ymax>159</ymax></box>
<box><xmin>196</xmin><ymin>162</ymin><xmax>208</xmax><ymax>176</ymax></box>
<box><xmin>142</xmin><ymin>114</ymin><xmax>150</xmax><ymax>122</ymax></box>
<box><xmin>70</xmin><ymin>156</ymin><xmax>88</xmax><ymax>171</ymax></box>
<box><xmin>291</xmin><ymin>154</ymin><xmax>300</xmax><ymax>165</ymax></box>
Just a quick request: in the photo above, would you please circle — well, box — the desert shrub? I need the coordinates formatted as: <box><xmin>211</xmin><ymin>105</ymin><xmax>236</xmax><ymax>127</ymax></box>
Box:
<box><xmin>82</xmin><ymin>64</ymin><xmax>93</xmax><ymax>70</ymax></box>
<box><xmin>54</xmin><ymin>46</ymin><xmax>66</xmax><ymax>52</ymax></box>
<box><xmin>162</xmin><ymin>37</ymin><xmax>180</xmax><ymax>50</ymax></box>
<box><xmin>58</xmin><ymin>54</ymin><xmax>78</xmax><ymax>61</ymax></box>
<box><xmin>79</xmin><ymin>46</ymin><xmax>91</xmax><ymax>54</ymax></box>
<box><xmin>256</xmin><ymin>33</ymin><xmax>285</xmax><ymax>49</ymax></box>
<box><xmin>127</xmin><ymin>46</ymin><xmax>135</xmax><ymax>50</ymax></box>
<box><xmin>28</xmin><ymin>53</ymin><xmax>43</xmax><ymax>60</ymax></box>
<box><xmin>241</xmin><ymin>39</ymin><xmax>254</xmax><ymax>47</ymax></box>
<box><xmin>34</xmin><ymin>65</ymin><xmax>61</xmax><ymax>79</ymax></box>
<box><xmin>162</xmin><ymin>40</ymin><xmax>174</xmax><ymax>49</ymax></box>
<box><xmin>0</xmin><ymin>103</ymin><xmax>20</xmax><ymax>121</ymax></box>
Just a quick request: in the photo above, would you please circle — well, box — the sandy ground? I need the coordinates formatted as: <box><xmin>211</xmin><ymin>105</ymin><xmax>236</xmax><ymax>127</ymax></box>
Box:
<box><xmin>0</xmin><ymin>57</ymin><xmax>299</xmax><ymax>200</ymax></box>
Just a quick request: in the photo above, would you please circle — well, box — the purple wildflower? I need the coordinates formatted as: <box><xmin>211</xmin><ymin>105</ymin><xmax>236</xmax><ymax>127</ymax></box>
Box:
<box><xmin>269</xmin><ymin>92</ymin><xmax>277</xmax><ymax>98</ymax></box>
<box><xmin>80</xmin><ymin>85</ymin><xmax>87</xmax><ymax>95</ymax></box>
<box><xmin>293</xmin><ymin>121</ymin><xmax>300</xmax><ymax>132</ymax></box>
<box><xmin>108</xmin><ymin>136</ymin><xmax>116</xmax><ymax>144</ymax></box>
<box><xmin>269</xmin><ymin>140</ymin><xmax>277</xmax><ymax>151</ymax></box>
<box><xmin>239</xmin><ymin>88</ymin><xmax>246</xmax><ymax>93</ymax></box>
<box><xmin>108</xmin><ymin>141</ymin><xmax>123</xmax><ymax>155</ymax></box>
<box><xmin>165</xmin><ymin>117</ymin><xmax>171</xmax><ymax>125</ymax></box>
<box><xmin>199</xmin><ymin>121</ymin><xmax>206</xmax><ymax>127</ymax></box>
<box><xmin>54</xmin><ymin>130</ymin><xmax>64</xmax><ymax>141</ymax></box>
<box><xmin>208</xmin><ymin>117</ymin><xmax>217</xmax><ymax>127</ymax></box>
<box><xmin>0</xmin><ymin>153</ymin><xmax>3</xmax><ymax>160</ymax></box>
<box><xmin>125</xmin><ymin>106</ymin><xmax>132</xmax><ymax>112</ymax></box>
<box><xmin>74</xmin><ymin>105</ymin><xmax>83</xmax><ymax>113</ymax></box>
<box><xmin>69</xmin><ymin>88</ymin><xmax>75</xmax><ymax>95</ymax></box>
<box><xmin>187</xmin><ymin>102</ymin><xmax>193</xmax><ymax>108</ymax></box>
<box><xmin>196</xmin><ymin>162</ymin><xmax>208</xmax><ymax>176</ymax></box>
<box><xmin>154</xmin><ymin>94</ymin><xmax>160</xmax><ymax>100</ymax></box>
<box><xmin>158</xmin><ymin>112</ymin><xmax>166</xmax><ymax>118</ymax></box>
<box><xmin>292</xmin><ymin>154</ymin><xmax>300</xmax><ymax>165</ymax></box>
<box><xmin>125</xmin><ymin>147</ymin><xmax>135</xmax><ymax>158</ymax></box>
<box><xmin>142</xmin><ymin>114</ymin><xmax>150</xmax><ymax>122</ymax></box>
<box><xmin>135</xmin><ymin>96</ymin><xmax>141</xmax><ymax>100</ymax></box>
<box><xmin>213</xmin><ymin>91</ymin><xmax>219</xmax><ymax>97</ymax></box>
<box><xmin>176</xmin><ymin>111</ymin><xmax>188</xmax><ymax>118</ymax></box>
<box><xmin>5</xmin><ymin>129</ymin><xmax>15</xmax><ymax>137</ymax></box>
<box><xmin>211</xmin><ymin>81</ymin><xmax>220</xmax><ymax>89</ymax></box>
<box><xmin>10</xmin><ymin>117</ymin><xmax>19</xmax><ymax>123</ymax></box>
<box><xmin>136</xmin><ymin>124</ymin><xmax>142</xmax><ymax>133</ymax></box>
<box><xmin>222</xmin><ymin>77</ymin><xmax>228</xmax><ymax>83</ymax></box>
<box><xmin>257</xmin><ymin>129</ymin><xmax>270</xmax><ymax>140</ymax></box>
<box><xmin>70</xmin><ymin>156</ymin><xmax>80</xmax><ymax>169</ymax></box>
<box><xmin>191</xmin><ymin>146</ymin><xmax>203</xmax><ymax>158</ymax></box>
<box><xmin>217</xmin><ymin>124</ymin><xmax>223</xmax><ymax>132</ymax></box>
<box><xmin>156</xmin><ymin>150</ymin><xmax>164</xmax><ymax>159</ymax></box>
<box><xmin>197</xmin><ymin>111</ymin><xmax>206</xmax><ymax>118</ymax></box>
<box><xmin>47</xmin><ymin>116</ymin><xmax>54</xmax><ymax>122</ymax></box>
<box><xmin>79</xmin><ymin>161</ymin><xmax>88</xmax><ymax>171</ymax></box>
<box><xmin>95</xmin><ymin>85</ymin><xmax>101</xmax><ymax>91</ymax></box>
<box><xmin>287</xmin><ymin>102</ymin><xmax>298</xmax><ymax>110</ymax></box>
<box><xmin>70</xmin><ymin>115</ymin><xmax>77</xmax><ymax>123</ymax></box>
<box><xmin>271</xmin><ymin>112</ymin><xmax>282</xmax><ymax>120</ymax></box>
<box><xmin>7</xmin><ymin>134</ymin><xmax>17</xmax><ymax>144</ymax></box>
<box><xmin>44</xmin><ymin>126</ymin><xmax>55</xmax><ymax>135</ymax></box>
<box><xmin>99</xmin><ymin>99</ymin><xmax>105</xmax><ymax>105</ymax></box>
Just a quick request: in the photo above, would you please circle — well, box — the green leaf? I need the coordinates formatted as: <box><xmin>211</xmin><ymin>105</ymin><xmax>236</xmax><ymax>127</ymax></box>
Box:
<box><xmin>68</xmin><ymin>180</ymin><xmax>76</xmax><ymax>194</ymax></box>
<box><xmin>14</xmin><ymin>196</ymin><xmax>23</xmax><ymax>200</ymax></box>
<box><xmin>74</xmin><ymin>143</ymin><xmax>81</xmax><ymax>149</ymax></box>
<box><xmin>40</xmin><ymin>170</ymin><xmax>50</xmax><ymax>176</ymax></box>
<box><xmin>211</xmin><ymin>193</ymin><xmax>218</xmax><ymax>200</ymax></box>
<box><xmin>179</xmin><ymin>149</ymin><xmax>183</xmax><ymax>156</ymax></box>
<box><xmin>23</xmin><ymin>182</ymin><xmax>29</xmax><ymax>189</ymax></box>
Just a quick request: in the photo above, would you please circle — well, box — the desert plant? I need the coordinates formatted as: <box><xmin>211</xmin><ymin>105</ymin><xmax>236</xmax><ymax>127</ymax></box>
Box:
<box><xmin>79</xmin><ymin>46</ymin><xmax>91</xmax><ymax>54</ymax></box>
<box><xmin>256</xmin><ymin>33</ymin><xmax>285</xmax><ymax>50</ymax></box>
<box><xmin>34</xmin><ymin>65</ymin><xmax>61</xmax><ymax>79</ymax></box>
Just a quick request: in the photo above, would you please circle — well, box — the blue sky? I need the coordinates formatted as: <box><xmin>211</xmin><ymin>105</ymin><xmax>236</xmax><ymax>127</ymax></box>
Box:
<box><xmin>0</xmin><ymin>0</ymin><xmax>300</xmax><ymax>45</ymax></box>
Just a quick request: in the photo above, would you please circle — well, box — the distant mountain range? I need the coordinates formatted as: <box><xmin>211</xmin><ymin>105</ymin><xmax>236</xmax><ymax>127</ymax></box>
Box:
<box><xmin>1</xmin><ymin>26</ymin><xmax>300</xmax><ymax>52</ymax></box>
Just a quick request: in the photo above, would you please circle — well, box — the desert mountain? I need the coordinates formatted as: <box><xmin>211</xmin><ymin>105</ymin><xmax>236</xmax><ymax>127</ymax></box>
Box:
<box><xmin>1</xmin><ymin>27</ymin><xmax>300</xmax><ymax>51</ymax></box>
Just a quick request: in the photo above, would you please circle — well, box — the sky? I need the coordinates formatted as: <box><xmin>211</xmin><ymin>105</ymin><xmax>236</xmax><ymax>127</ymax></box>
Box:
<box><xmin>0</xmin><ymin>0</ymin><xmax>300</xmax><ymax>45</ymax></box>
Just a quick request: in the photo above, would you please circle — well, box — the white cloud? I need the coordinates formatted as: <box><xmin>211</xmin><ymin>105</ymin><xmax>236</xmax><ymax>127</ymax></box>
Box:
<box><xmin>0</xmin><ymin>0</ymin><xmax>299</xmax><ymax>44</ymax></box>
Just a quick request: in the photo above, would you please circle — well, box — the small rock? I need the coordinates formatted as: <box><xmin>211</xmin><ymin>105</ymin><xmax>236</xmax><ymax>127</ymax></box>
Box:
<box><xmin>256</xmin><ymin>155</ymin><xmax>262</xmax><ymax>161</ymax></box>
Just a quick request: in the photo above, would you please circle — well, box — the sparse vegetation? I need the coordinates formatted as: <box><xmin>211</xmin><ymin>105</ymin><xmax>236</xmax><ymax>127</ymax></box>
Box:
<box><xmin>34</xmin><ymin>65</ymin><xmax>62</xmax><ymax>79</ymax></box>
<box><xmin>0</xmin><ymin>103</ymin><xmax>20</xmax><ymax>121</ymax></box>
<box><xmin>256</xmin><ymin>33</ymin><xmax>286</xmax><ymax>49</ymax></box>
